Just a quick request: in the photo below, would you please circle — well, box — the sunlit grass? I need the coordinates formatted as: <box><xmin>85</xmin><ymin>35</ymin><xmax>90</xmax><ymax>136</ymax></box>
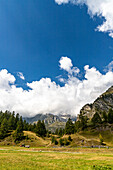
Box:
<box><xmin>0</xmin><ymin>147</ymin><xmax>113</xmax><ymax>169</ymax></box>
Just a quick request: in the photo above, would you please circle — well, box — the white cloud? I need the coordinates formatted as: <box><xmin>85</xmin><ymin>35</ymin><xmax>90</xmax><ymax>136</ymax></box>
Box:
<box><xmin>0</xmin><ymin>57</ymin><xmax>113</xmax><ymax>117</ymax></box>
<box><xmin>105</xmin><ymin>61</ymin><xmax>113</xmax><ymax>72</ymax></box>
<box><xmin>17</xmin><ymin>72</ymin><xmax>25</xmax><ymax>80</ymax></box>
<box><xmin>55</xmin><ymin>0</ymin><xmax>113</xmax><ymax>38</ymax></box>
<box><xmin>55</xmin><ymin>0</ymin><xmax>70</xmax><ymax>5</ymax></box>
<box><xmin>59</xmin><ymin>56</ymin><xmax>80</xmax><ymax>75</ymax></box>
<box><xmin>59</xmin><ymin>56</ymin><xmax>73</xmax><ymax>72</ymax></box>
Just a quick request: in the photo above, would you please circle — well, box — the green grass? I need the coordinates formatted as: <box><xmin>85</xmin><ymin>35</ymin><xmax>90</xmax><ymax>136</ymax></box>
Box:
<box><xmin>0</xmin><ymin>147</ymin><xmax>113</xmax><ymax>169</ymax></box>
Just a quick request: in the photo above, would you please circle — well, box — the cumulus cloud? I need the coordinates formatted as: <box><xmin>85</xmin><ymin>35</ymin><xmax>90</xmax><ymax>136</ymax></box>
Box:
<box><xmin>55</xmin><ymin>0</ymin><xmax>113</xmax><ymax>38</ymax></box>
<box><xmin>59</xmin><ymin>56</ymin><xmax>80</xmax><ymax>75</ymax></box>
<box><xmin>0</xmin><ymin>57</ymin><xmax>113</xmax><ymax>117</ymax></box>
<box><xmin>17</xmin><ymin>72</ymin><xmax>25</xmax><ymax>80</ymax></box>
<box><xmin>59</xmin><ymin>56</ymin><xmax>73</xmax><ymax>72</ymax></box>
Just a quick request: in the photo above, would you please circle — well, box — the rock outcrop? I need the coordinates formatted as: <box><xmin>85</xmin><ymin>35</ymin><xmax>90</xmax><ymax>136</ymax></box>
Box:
<box><xmin>80</xmin><ymin>86</ymin><xmax>113</xmax><ymax>119</ymax></box>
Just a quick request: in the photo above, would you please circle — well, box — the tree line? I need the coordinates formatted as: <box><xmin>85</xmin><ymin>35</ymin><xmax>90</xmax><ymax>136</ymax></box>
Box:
<box><xmin>0</xmin><ymin>110</ymin><xmax>46</xmax><ymax>141</ymax></box>
<box><xmin>0</xmin><ymin>108</ymin><xmax>113</xmax><ymax>143</ymax></box>
<box><xmin>54</xmin><ymin>108</ymin><xmax>113</xmax><ymax>137</ymax></box>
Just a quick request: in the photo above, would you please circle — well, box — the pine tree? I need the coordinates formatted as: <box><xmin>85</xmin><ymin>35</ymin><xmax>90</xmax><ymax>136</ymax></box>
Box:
<box><xmin>74</xmin><ymin>121</ymin><xmax>81</xmax><ymax>132</ymax></box>
<box><xmin>79</xmin><ymin>114</ymin><xmax>88</xmax><ymax>130</ymax></box>
<box><xmin>8</xmin><ymin>113</ymin><xmax>15</xmax><ymax>130</ymax></box>
<box><xmin>108</xmin><ymin>109</ymin><xmax>113</xmax><ymax>124</ymax></box>
<box><xmin>41</xmin><ymin>120</ymin><xmax>47</xmax><ymax>137</ymax></box>
<box><xmin>65</xmin><ymin>118</ymin><xmax>74</xmax><ymax>135</ymax></box>
<box><xmin>58</xmin><ymin>128</ymin><xmax>63</xmax><ymax>137</ymax></box>
<box><xmin>19</xmin><ymin>116</ymin><xmax>24</xmax><ymax>130</ymax></box>
<box><xmin>55</xmin><ymin>128</ymin><xmax>58</xmax><ymax>135</ymax></box>
<box><xmin>35</xmin><ymin>120</ymin><xmax>47</xmax><ymax>137</ymax></box>
<box><xmin>0</xmin><ymin>118</ymin><xmax>8</xmax><ymax>139</ymax></box>
<box><xmin>13</xmin><ymin>121</ymin><xmax>24</xmax><ymax>142</ymax></box>
<box><xmin>91</xmin><ymin>112</ymin><xmax>102</xmax><ymax>125</ymax></box>
<box><xmin>15</xmin><ymin>113</ymin><xmax>20</xmax><ymax>129</ymax></box>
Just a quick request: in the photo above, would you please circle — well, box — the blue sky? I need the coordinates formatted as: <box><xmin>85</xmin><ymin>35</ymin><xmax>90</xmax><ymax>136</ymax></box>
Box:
<box><xmin>0</xmin><ymin>0</ymin><xmax>113</xmax><ymax>116</ymax></box>
<box><xmin>0</xmin><ymin>0</ymin><xmax>113</xmax><ymax>82</ymax></box>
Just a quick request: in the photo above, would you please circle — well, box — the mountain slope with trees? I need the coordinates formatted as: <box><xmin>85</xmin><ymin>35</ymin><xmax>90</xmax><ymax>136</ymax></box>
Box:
<box><xmin>80</xmin><ymin>86</ymin><xmax>113</xmax><ymax>119</ymax></box>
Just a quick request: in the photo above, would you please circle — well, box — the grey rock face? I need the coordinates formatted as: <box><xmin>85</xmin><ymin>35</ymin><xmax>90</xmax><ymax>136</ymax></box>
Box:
<box><xmin>80</xmin><ymin>86</ymin><xmax>113</xmax><ymax>119</ymax></box>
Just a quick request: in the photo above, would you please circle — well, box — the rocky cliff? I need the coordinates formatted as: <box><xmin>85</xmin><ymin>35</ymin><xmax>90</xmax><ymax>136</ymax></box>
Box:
<box><xmin>80</xmin><ymin>86</ymin><xmax>113</xmax><ymax>119</ymax></box>
<box><xmin>23</xmin><ymin>113</ymin><xmax>76</xmax><ymax>132</ymax></box>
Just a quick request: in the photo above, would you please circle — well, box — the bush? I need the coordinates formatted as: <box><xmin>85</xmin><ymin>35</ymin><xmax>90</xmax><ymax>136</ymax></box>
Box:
<box><xmin>54</xmin><ymin>140</ymin><xmax>58</xmax><ymax>145</ymax></box>
<box><xmin>64</xmin><ymin>138</ymin><xmax>70</xmax><ymax>146</ymax></box>
<box><xmin>51</xmin><ymin>136</ymin><xmax>56</xmax><ymax>143</ymax></box>
<box><xmin>68</xmin><ymin>136</ymin><xmax>72</xmax><ymax>142</ymax></box>
<box><xmin>59</xmin><ymin>138</ymin><xmax>64</xmax><ymax>146</ymax></box>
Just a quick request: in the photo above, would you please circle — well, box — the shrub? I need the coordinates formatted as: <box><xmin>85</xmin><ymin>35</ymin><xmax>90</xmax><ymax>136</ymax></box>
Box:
<box><xmin>59</xmin><ymin>138</ymin><xmax>64</xmax><ymax>146</ymax></box>
<box><xmin>54</xmin><ymin>140</ymin><xmax>58</xmax><ymax>145</ymax></box>
<box><xmin>68</xmin><ymin>136</ymin><xmax>72</xmax><ymax>142</ymax></box>
<box><xmin>64</xmin><ymin>138</ymin><xmax>70</xmax><ymax>146</ymax></box>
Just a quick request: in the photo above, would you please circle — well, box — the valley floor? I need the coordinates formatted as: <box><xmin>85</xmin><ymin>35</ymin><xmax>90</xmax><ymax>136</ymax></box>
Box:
<box><xmin>0</xmin><ymin>146</ymin><xmax>113</xmax><ymax>170</ymax></box>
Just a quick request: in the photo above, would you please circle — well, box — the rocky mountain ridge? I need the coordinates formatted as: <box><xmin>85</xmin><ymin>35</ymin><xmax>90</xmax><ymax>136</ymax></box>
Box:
<box><xmin>80</xmin><ymin>86</ymin><xmax>113</xmax><ymax>119</ymax></box>
<box><xmin>23</xmin><ymin>113</ymin><xmax>76</xmax><ymax>124</ymax></box>
<box><xmin>23</xmin><ymin>113</ymin><xmax>76</xmax><ymax>132</ymax></box>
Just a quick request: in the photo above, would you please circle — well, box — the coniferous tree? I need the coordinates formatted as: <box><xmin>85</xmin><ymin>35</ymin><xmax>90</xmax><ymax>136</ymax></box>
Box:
<box><xmin>0</xmin><ymin>118</ymin><xmax>8</xmax><ymax>139</ymax></box>
<box><xmin>65</xmin><ymin>118</ymin><xmax>74</xmax><ymax>135</ymax></box>
<box><xmin>79</xmin><ymin>114</ymin><xmax>88</xmax><ymax>130</ymax></box>
<box><xmin>102</xmin><ymin>111</ymin><xmax>108</xmax><ymax>123</ymax></box>
<box><xmin>91</xmin><ymin>112</ymin><xmax>102</xmax><ymax>126</ymax></box>
<box><xmin>19</xmin><ymin>116</ymin><xmax>24</xmax><ymax>130</ymax></box>
<box><xmin>58</xmin><ymin>128</ymin><xmax>63</xmax><ymax>137</ymax></box>
<box><xmin>8</xmin><ymin>113</ymin><xmax>15</xmax><ymax>130</ymax></box>
<box><xmin>15</xmin><ymin>113</ymin><xmax>19</xmax><ymax>129</ymax></box>
<box><xmin>74</xmin><ymin>121</ymin><xmax>81</xmax><ymax>132</ymax></box>
<box><xmin>108</xmin><ymin>109</ymin><xmax>113</xmax><ymax>124</ymax></box>
<box><xmin>23</xmin><ymin>120</ymin><xmax>28</xmax><ymax>131</ymax></box>
<box><xmin>35</xmin><ymin>120</ymin><xmax>47</xmax><ymax>137</ymax></box>
<box><xmin>55</xmin><ymin>128</ymin><xmax>58</xmax><ymax>135</ymax></box>
<box><xmin>13</xmin><ymin>121</ymin><xmax>24</xmax><ymax>142</ymax></box>
<box><xmin>41</xmin><ymin>120</ymin><xmax>47</xmax><ymax>137</ymax></box>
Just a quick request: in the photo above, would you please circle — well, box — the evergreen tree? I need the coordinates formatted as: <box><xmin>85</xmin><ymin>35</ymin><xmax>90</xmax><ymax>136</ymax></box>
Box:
<box><xmin>8</xmin><ymin>113</ymin><xmax>15</xmax><ymax>130</ymax></box>
<box><xmin>79</xmin><ymin>114</ymin><xmax>88</xmax><ymax>130</ymax></box>
<box><xmin>0</xmin><ymin>118</ymin><xmax>8</xmax><ymax>139</ymax></box>
<box><xmin>35</xmin><ymin>120</ymin><xmax>47</xmax><ymax>137</ymax></box>
<box><xmin>51</xmin><ymin>136</ymin><xmax>56</xmax><ymax>143</ymax></box>
<box><xmin>108</xmin><ymin>109</ymin><xmax>113</xmax><ymax>124</ymax></box>
<box><xmin>23</xmin><ymin>120</ymin><xmax>28</xmax><ymax>131</ymax></box>
<box><xmin>19</xmin><ymin>116</ymin><xmax>24</xmax><ymax>130</ymax></box>
<box><xmin>102</xmin><ymin>111</ymin><xmax>108</xmax><ymax>123</ymax></box>
<box><xmin>74</xmin><ymin>121</ymin><xmax>81</xmax><ymax>132</ymax></box>
<box><xmin>91</xmin><ymin>112</ymin><xmax>102</xmax><ymax>125</ymax></box>
<box><xmin>58</xmin><ymin>128</ymin><xmax>63</xmax><ymax>137</ymax></box>
<box><xmin>65</xmin><ymin>118</ymin><xmax>74</xmax><ymax>135</ymax></box>
<box><xmin>41</xmin><ymin>120</ymin><xmax>47</xmax><ymax>137</ymax></box>
<box><xmin>55</xmin><ymin>128</ymin><xmax>58</xmax><ymax>135</ymax></box>
<box><xmin>15</xmin><ymin>113</ymin><xmax>19</xmax><ymax>129</ymax></box>
<box><xmin>13</xmin><ymin>121</ymin><xmax>24</xmax><ymax>142</ymax></box>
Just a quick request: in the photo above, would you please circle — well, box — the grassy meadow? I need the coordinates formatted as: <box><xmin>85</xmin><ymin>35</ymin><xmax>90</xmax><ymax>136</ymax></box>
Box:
<box><xmin>0</xmin><ymin>147</ymin><xmax>113</xmax><ymax>170</ymax></box>
<box><xmin>0</xmin><ymin>131</ymin><xmax>113</xmax><ymax>169</ymax></box>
